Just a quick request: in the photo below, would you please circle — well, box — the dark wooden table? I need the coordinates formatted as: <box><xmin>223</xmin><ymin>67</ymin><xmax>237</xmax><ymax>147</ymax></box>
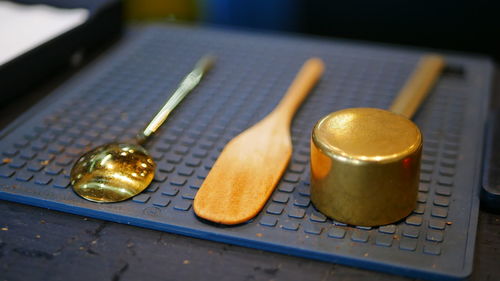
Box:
<box><xmin>0</xmin><ymin>45</ymin><xmax>499</xmax><ymax>281</ymax></box>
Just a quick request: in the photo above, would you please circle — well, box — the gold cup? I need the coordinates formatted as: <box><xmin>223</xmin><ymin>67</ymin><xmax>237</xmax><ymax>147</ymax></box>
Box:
<box><xmin>310</xmin><ymin>108</ymin><xmax>422</xmax><ymax>226</ymax></box>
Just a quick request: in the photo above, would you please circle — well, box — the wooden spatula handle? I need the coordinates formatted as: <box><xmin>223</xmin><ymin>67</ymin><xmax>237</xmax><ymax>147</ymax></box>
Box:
<box><xmin>273</xmin><ymin>58</ymin><xmax>325</xmax><ymax>122</ymax></box>
<box><xmin>389</xmin><ymin>55</ymin><xmax>445</xmax><ymax>119</ymax></box>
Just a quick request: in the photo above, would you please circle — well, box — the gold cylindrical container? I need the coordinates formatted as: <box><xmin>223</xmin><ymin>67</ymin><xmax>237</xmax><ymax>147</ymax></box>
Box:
<box><xmin>310</xmin><ymin>107</ymin><xmax>422</xmax><ymax>226</ymax></box>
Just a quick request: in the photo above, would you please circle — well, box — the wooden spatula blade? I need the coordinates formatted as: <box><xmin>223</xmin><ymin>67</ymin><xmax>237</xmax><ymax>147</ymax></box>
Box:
<box><xmin>194</xmin><ymin>118</ymin><xmax>292</xmax><ymax>224</ymax></box>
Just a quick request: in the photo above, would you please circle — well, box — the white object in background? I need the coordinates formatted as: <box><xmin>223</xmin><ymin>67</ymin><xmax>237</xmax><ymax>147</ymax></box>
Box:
<box><xmin>0</xmin><ymin>1</ymin><xmax>89</xmax><ymax>66</ymax></box>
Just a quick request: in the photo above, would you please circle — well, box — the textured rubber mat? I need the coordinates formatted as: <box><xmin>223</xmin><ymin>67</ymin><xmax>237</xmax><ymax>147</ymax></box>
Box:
<box><xmin>0</xmin><ymin>25</ymin><xmax>493</xmax><ymax>280</ymax></box>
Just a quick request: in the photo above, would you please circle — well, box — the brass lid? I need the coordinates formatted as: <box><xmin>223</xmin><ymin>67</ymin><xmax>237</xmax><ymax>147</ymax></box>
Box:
<box><xmin>313</xmin><ymin>107</ymin><xmax>421</xmax><ymax>164</ymax></box>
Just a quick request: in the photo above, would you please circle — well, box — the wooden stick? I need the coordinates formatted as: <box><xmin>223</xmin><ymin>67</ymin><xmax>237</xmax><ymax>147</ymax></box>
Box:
<box><xmin>389</xmin><ymin>55</ymin><xmax>445</xmax><ymax>118</ymax></box>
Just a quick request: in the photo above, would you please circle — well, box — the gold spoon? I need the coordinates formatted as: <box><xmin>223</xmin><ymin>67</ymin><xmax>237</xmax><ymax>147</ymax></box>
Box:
<box><xmin>71</xmin><ymin>55</ymin><xmax>215</xmax><ymax>203</ymax></box>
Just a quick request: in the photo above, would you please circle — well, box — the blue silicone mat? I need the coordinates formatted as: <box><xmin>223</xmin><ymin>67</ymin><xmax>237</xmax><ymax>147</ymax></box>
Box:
<box><xmin>0</xmin><ymin>24</ymin><xmax>494</xmax><ymax>280</ymax></box>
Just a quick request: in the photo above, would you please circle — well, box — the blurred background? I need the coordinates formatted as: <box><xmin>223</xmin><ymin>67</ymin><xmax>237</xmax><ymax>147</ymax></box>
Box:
<box><xmin>1</xmin><ymin>0</ymin><xmax>498</xmax><ymax>105</ymax></box>
<box><xmin>125</xmin><ymin>0</ymin><xmax>499</xmax><ymax>61</ymax></box>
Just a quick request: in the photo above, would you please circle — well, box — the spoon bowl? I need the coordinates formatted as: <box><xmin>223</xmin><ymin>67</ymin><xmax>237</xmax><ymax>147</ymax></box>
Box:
<box><xmin>71</xmin><ymin>143</ymin><xmax>155</xmax><ymax>202</ymax></box>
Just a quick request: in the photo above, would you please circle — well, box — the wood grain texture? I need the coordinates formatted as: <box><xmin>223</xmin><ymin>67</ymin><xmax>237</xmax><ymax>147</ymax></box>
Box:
<box><xmin>194</xmin><ymin>58</ymin><xmax>325</xmax><ymax>224</ymax></box>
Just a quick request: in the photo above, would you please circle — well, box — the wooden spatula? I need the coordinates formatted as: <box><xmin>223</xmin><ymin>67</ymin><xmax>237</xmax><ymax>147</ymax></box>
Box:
<box><xmin>194</xmin><ymin>58</ymin><xmax>325</xmax><ymax>225</ymax></box>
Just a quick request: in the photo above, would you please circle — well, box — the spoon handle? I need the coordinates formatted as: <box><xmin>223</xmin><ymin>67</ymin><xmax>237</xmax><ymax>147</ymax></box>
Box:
<box><xmin>138</xmin><ymin>55</ymin><xmax>215</xmax><ymax>142</ymax></box>
<box><xmin>389</xmin><ymin>54</ymin><xmax>445</xmax><ymax>119</ymax></box>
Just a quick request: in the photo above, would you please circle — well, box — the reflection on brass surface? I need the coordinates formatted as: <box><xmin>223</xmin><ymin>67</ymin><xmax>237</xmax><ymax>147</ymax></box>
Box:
<box><xmin>311</xmin><ymin>108</ymin><xmax>422</xmax><ymax>226</ymax></box>
<box><xmin>71</xmin><ymin>143</ymin><xmax>155</xmax><ymax>202</ymax></box>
